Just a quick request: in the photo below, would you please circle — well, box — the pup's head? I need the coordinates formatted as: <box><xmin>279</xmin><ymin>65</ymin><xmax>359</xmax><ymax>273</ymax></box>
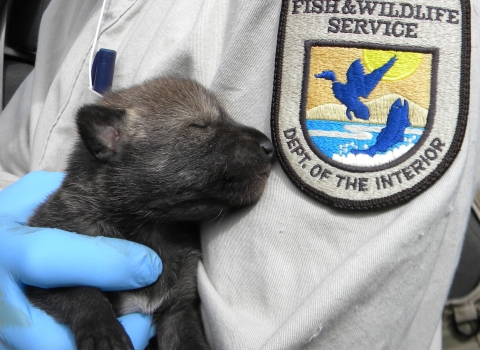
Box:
<box><xmin>71</xmin><ymin>77</ymin><xmax>273</xmax><ymax>222</ymax></box>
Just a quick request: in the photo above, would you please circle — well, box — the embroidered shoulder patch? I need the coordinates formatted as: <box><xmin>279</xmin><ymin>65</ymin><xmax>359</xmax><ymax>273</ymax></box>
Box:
<box><xmin>271</xmin><ymin>0</ymin><xmax>470</xmax><ymax>210</ymax></box>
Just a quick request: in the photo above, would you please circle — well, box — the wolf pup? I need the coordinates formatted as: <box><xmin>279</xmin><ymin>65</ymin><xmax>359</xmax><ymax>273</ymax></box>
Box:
<box><xmin>26</xmin><ymin>77</ymin><xmax>273</xmax><ymax>350</ymax></box>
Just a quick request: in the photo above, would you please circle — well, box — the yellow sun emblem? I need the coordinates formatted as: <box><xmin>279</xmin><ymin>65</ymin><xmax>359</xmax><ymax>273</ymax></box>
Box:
<box><xmin>362</xmin><ymin>49</ymin><xmax>423</xmax><ymax>81</ymax></box>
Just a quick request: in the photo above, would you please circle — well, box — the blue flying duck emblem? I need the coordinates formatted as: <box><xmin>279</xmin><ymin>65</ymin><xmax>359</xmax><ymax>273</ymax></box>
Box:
<box><xmin>315</xmin><ymin>56</ymin><xmax>396</xmax><ymax>121</ymax></box>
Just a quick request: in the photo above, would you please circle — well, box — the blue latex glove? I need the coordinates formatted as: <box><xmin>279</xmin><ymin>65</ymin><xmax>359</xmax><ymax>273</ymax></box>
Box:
<box><xmin>0</xmin><ymin>171</ymin><xmax>161</xmax><ymax>350</ymax></box>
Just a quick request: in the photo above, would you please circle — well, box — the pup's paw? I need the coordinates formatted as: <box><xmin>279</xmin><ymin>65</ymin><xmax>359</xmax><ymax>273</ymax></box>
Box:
<box><xmin>75</xmin><ymin>319</ymin><xmax>134</xmax><ymax>350</ymax></box>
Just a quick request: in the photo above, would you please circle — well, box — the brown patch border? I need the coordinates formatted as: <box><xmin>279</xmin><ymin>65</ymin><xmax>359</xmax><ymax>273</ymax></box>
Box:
<box><xmin>270</xmin><ymin>0</ymin><xmax>471</xmax><ymax>210</ymax></box>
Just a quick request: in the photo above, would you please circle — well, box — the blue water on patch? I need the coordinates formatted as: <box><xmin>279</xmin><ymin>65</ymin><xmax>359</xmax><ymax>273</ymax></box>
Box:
<box><xmin>306</xmin><ymin>120</ymin><xmax>424</xmax><ymax>158</ymax></box>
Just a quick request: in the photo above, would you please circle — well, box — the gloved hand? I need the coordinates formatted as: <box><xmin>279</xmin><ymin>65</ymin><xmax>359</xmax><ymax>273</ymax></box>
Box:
<box><xmin>0</xmin><ymin>171</ymin><xmax>162</xmax><ymax>350</ymax></box>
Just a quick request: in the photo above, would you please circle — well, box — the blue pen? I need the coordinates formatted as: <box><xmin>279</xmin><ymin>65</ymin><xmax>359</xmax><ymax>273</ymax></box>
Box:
<box><xmin>91</xmin><ymin>48</ymin><xmax>116</xmax><ymax>94</ymax></box>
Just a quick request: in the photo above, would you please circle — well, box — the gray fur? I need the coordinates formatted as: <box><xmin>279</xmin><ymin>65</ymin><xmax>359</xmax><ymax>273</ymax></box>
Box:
<box><xmin>26</xmin><ymin>77</ymin><xmax>273</xmax><ymax>350</ymax></box>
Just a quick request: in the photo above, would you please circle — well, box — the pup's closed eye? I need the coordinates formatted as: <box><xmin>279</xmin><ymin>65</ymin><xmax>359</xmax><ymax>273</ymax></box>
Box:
<box><xmin>190</xmin><ymin>122</ymin><xmax>212</xmax><ymax>130</ymax></box>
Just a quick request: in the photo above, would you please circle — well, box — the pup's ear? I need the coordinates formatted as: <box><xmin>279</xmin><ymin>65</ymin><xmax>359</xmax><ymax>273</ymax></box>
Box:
<box><xmin>76</xmin><ymin>105</ymin><xmax>126</xmax><ymax>162</ymax></box>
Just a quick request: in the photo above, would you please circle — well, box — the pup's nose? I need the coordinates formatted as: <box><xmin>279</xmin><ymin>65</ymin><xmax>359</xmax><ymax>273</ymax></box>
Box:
<box><xmin>260</xmin><ymin>139</ymin><xmax>274</xmax><ymax>161</ymax></box>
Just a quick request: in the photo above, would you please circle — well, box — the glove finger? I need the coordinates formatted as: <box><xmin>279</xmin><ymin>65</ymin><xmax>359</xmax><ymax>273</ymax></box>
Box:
<box><xmin>118</xmin><ymin>313</ymin><xmax>156</xmax><ymax>350</ymax></box>
<box><xmin>1</xmin><ymin>217</ymin><xmax>162</xmax><ymax>291</ymax></box>
<box><xmin>1</xmin><ymin>276</ymin><xmax>153</xmax><ymax>350</ymax></box>
<box><xmin>0</xmin><ymin>171</ymin><xmax>64</xmax><ymax>222</ymax></box>
<box><xmin>0</xmin><ymin>309</ymin><xmax>75</xmax><ymax>350</ymax></box>
<box><xmin>0</xmin><ymin>272</ymin><xmax>75</xmax><ymax>350</ymax></box>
